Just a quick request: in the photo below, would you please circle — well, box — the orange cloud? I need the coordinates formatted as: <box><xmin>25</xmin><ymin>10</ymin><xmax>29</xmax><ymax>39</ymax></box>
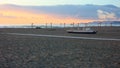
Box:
<box><xmin>0</xmin><ymin>9</ymin><xmax>95</xmax><ymax>25</ymax></box>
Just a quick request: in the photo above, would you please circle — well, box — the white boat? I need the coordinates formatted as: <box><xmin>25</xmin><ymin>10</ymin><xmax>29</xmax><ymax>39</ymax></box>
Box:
<box><xmin>67</xmin><ymin>28</ymin><xmax>97</xmax><ymax>34</ymax></box>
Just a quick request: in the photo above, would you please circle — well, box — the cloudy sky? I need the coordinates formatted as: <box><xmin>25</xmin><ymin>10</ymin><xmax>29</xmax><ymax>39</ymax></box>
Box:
<box><xmin>0</xmin><ymin>0</ymin><xmax>120</xmax><ymax>25</ymax></box>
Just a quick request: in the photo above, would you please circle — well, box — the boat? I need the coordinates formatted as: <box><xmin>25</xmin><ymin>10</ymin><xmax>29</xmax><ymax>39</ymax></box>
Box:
<box><xmin>67</xmin><ymin>28</ymin><xmax>97</xmax><ymax>34</ymax></box>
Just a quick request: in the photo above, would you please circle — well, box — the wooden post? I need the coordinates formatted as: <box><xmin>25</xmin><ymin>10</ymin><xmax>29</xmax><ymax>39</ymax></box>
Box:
<box><xmin>73</xmin><ymin>22</ymin><xmax>74</xmax><ymax>28</ymax></box>
<box><xmin>31</xmin><ymin>23</ymin><xmax>34</xmax><ymax>28</ymax></box>
<box><xmin>46</xmin><ymin>23</ymin><xmax>47</xmax><ymax>28</ymax></box>
<box><xmin>85</xmin><ymin>23</ymin><xmax>88</xmax><ymax>28</ymax></box>
<box><xmin>50</xmin><ymin>23</ymin><xmax>52</xmax><ymax>29</ymax></box>
<box><xmin>99</xmin><ymin>22</ymin><xmax>102</xmax><ymax>30</ymax></box>
<box><xmin>60</xmin><ymin>23</ymin><xmax>62</xmax><ymax>28</ymax></box>
<box><xmin>105</xmin><ymin>23</ymin><xmax>107</xmax><ymax>27</ymax></box>
<box><xmin>99</xmin><ymin>22</ymin><xmax>101</xmax><ymax>29</ymax></box>
<box><xmin>98</xmin><ymin>22</ymin><xmax>100</xmax><ymax>30</ymax></box>
<box><xmin>64</xmin><ymin>23</ymin><xmax>66</xmax><ymax>28</ymax></box>
<box><xmin>110</xmin><ymin>23</ymin><xmax>112</xmax><ymax>27</ymax></box>
<box><xmin>77</xmin><ymin>23</ymin><xmax>80</xmax><ymax>30</ymax></box>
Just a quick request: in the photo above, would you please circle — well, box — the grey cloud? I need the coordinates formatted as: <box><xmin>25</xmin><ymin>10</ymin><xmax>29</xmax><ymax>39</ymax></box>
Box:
<box><xmin>97</xmin><ymin>10</ymin><xmax>117</xmax><ymax>20</ymax></box>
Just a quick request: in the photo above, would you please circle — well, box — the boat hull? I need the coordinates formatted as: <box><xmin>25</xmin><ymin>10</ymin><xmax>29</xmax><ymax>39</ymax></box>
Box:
<box><xmin>68</xmin><ymin>31</ymin><xmax>97</xmax><ymax>34</ymax></box>
<box><xmin>67</xmin><ymin>30</ymin><xmax>97</xmax><ymax>34</ymax></box>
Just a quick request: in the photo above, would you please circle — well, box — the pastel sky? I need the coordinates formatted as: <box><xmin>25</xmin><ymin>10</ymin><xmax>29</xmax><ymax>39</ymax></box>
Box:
<box><xmin>0</xmin><ymin>0</ymin><xmax>120</xmax><ymax>7</ymax></box>
<box><xmin>0</xmin><ymin>0</ymin><xmax>120</xmax><ymax>25</ymax></box>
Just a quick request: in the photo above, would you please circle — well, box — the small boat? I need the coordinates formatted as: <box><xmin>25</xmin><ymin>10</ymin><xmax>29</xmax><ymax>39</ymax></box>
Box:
<box><xmin>67</xmin><ymin>28</ymin><xmax>97</xmax><ymax>34</ymax></box>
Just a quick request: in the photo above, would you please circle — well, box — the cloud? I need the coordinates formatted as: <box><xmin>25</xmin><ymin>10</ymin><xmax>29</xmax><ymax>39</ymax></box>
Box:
<box><xmin>97</xmin><ymin>10</ymin><xmax>117</xmax><ymax>20</ymax></box>
<box><xmin>0</xmin><ymin>4</ymin><xmax>120</xmax><ymax>25</ymax></box>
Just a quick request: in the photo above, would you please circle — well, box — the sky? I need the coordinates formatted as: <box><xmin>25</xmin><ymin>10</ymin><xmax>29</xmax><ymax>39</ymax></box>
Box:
<box><xmin>0</xmin><ymin>0</ymin><xmax>120</xmax><ymax>7</ymax></box>
<box><xmin>0</xmin><ymin>0</ymin><xmax>120</xmax><ymax>25</ymax></box>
